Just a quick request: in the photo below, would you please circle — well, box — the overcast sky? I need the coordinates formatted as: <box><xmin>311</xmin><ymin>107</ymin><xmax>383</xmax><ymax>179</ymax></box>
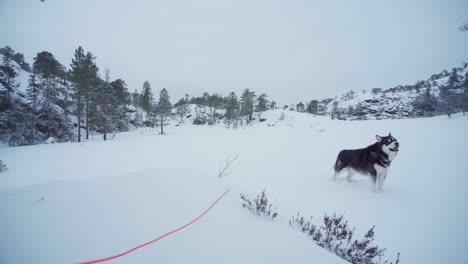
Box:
<box><xmin>1</xmin><ymin>0</ymin><xmax>467</xmax><ymax>104</ymax></box>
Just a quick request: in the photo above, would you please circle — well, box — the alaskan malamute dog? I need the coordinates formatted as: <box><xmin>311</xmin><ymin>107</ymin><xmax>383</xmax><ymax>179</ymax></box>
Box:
<box><xmin>333</xmin><ymin>133</ymin><xmax>399</xmax><ymax>191</ymax></box>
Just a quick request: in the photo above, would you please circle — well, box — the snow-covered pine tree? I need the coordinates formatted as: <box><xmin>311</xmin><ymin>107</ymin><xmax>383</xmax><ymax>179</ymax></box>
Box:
<box><xmin>207</xmin><ymin>93</ymin><xmax>224</xmax><ymax>125</ymax></box>
<box><xmin>0</xmin><ymin>46</ymin><xmax>18</xmax><ymax>94</ymax></box>
<box><xmin>269</xmin><ymin>100</ymin><xmax>276</xmax><ymax>109</ymax></box>
<box><xmin>412</xmin><ymin>87</ymin><xmax>437</xmax><ymax>117</ymax></box>
<box><xmin>307</xmin><ymin>100</ymin><xmax>319</xmax><ymax>114</ymax></box>
<box><xmin>94</xmin><ymin>69</ymin><xmax>117</xmax><ymax>140</ymax></box>
<box><xmin>255</xmin><ymin>93</ymin><xmax>269</xmax><ymax>112</ymax></box>
<box><xmin>70</xmin><ymin>46</ymin><xmax>98</xmax><ymax>142</ymax></box>
<box><xmin>438</xmin><ymin>84</ymin><xmax>457</xmax><ymax>118</ymax></box>
<box><xmin>32</xmin><ymin>51</ymin><xmax>74</xmax><ymax>141</ymax></box>
<box><xmin>110</xmin><ymin>79</ymin><xmax>131</xmax><ymax>131</ymax></box>
<box><xmin>240</xmin><ymin>88</ymin><xmax>256</xmax><ymax>122</ymax></box>
<box><xmin>462</xmin><ymin>73</ymin><xmax>468</xmax><ymax>115</ymax></box>
<box><xmin>225</xmin><ymin>92</ymin><xmax>239</xmax><ymax>126</ymax></box>
<box><xmin>331</xmin><ymin>101</ymin><xmax>339</xmax><ymax>120</ymax></box>
<box><xmin>296</xmin><ymin>102</ymin><xmax>305</xmax><ymax>113</ymax></box>
<box><xmin>156</xmin><ymin>88</ymin><xmax>172</xmax><ymax>134</ymax></box>
<box><xmin>174</xmin><ymin>94</ymin><xmax>190</xmax><ymax>124</ymax></box>
<box><xmin>27</xmin><ymin>73</ymin><xmax>40</xmax><ymax>112</ymax></box>
<box><xmin>140</xmin><ymin>81</ymin><xmax>154</xmax><ymax>114</ymax></box>
<box><xmin>132</xmin><ymin>89</ymin><xmax>140</xmax><ymax>108</ymax></box>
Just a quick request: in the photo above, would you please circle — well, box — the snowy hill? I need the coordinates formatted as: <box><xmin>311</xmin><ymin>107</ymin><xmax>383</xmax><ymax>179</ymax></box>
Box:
<box><xmin>320</xmin><ymin>63</ymin><xmax>468</xmax><ymax>120</ymax></box>
<box><xmin>1</xmin><ymin>111</ymin><xmax>467</xmax><ymax>263</ymax></box>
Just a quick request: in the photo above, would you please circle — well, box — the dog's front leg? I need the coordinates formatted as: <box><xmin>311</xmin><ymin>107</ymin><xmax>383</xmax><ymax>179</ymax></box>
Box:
<box><xmin>376</xmin><ymin>171</ymin><xmax>385</xmax><ymax>192</ymax></box>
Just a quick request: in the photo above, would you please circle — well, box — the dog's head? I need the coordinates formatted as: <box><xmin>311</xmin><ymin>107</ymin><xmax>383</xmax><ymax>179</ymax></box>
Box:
<box><xmin>376</xmin><ymin>133</ymin><xmax>399</xmax><ymax>155</ymax></box>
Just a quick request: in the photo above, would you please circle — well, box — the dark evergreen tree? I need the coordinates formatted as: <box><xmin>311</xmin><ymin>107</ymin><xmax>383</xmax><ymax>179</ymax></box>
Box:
<box><xmin>270</xmin><ymin>101</ymin><xmax>276</xmax><ymax>109</ymax></box>
<box><xmin>296</xmin><ymin>102</ymin><xmax>305</xmax><ymax>112</ymax></box>
<box><xmin>32</xmin><ymin>51</ymin><xmax>73</xmax><ymax>140</ymax></box>
<box><xmin>438</xmin><ymin>85</ymin><xmax>456</xmax><ymax>118</ymax></box>
<box><xmin>94</xmin><ymin>69</ymin><xmax>117</xmax><ymax>140</ymax></box>
<box><xmin>70</xmin><ymin>46</ymin><xmax>98</xmax><ymax>142</ymax></box>
<box><xmin>110</xmin><ymin>79</ymin><xmax>130</xmax><ymax>131</ymax></box>
<box><xmin>462</xmin><ymin>72</ymin><xmax>468</xmax><ymax>115</ymax></box>
<box><xmin>140</xmin><ymin>81</ymin><xmax>153</xmax><ymax>113</ymax></box>
<box><xmin>26</xmin><ymin>73</ymin><xmax>40</xmax><ymax>112</ymax></box>
<box><xmin>0</xmin><ymin>46</ymin><xmax>18</xmax><ymax>93</ymax></box>
<box><xmin>331</xmin><ymin>101</ymin><xmax>339</xmax><ymax>120</ymax></box>
<box><xmin>255</xmin><ymin>93</ymin><xmax>269</xmax><ymax>112</ymax></box>
<box><xmin>0</xmin><ymin>46</ymin><xmax>30</xmax><ymax>72</ymax></box>
<box><xmin>174</xmin><ymin>94</ymin><xmax>190</xmax><ymax>124</ymax></box>
<box><xmin>155</xmin><ymin>88</ymin><xmax>172</xmax><ymax>134</ymax></box>
<box><xmin>412</xmin><ymin>88</ymin><xmax>437</xmax><ymax>117</ymax></box>
<box><xmin>307</xmin><ymin>100</ymin><xmax>319</xmax><ymax>114</ymax></box>
<box><xmin>207</xmin><ymin>93</ymin><xmax>224</xmax><ymax>124</ymax></box>
<box><xmin>240</xmin><ymin>88</ymin><xmax>256</xmax><ymax>121</ymax></box>
<box><xmin>225</xmin><ymin>92</ymin><xmax>239</xmax><ymax>124</ymax></box>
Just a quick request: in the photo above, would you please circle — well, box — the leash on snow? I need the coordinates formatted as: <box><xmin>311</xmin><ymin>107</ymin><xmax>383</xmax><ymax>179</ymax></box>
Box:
<box><xmin>78</xmin><ymin>188</ymin><xmax>232</xmax><ymax>264</ymax></box>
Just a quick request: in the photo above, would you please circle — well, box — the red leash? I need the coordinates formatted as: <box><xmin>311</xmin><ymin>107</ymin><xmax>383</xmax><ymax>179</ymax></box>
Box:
<box><xmin>78</xmin><ymin>188</ymin><xmax>232</xmax><ymax>264</ymax></box>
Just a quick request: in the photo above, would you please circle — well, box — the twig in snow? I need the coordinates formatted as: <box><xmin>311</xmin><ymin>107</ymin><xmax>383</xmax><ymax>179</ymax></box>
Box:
<box><xmin>218</xmin><ymin>154</ymin><xmax>239</xmax><ymax>177</ymax></box>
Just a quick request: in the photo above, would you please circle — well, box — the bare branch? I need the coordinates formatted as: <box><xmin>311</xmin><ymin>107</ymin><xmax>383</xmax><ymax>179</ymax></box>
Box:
<box><xmin>218</xmin><ymin>154</ymin><xmax>239</xmax><ymax>177</ymax></box>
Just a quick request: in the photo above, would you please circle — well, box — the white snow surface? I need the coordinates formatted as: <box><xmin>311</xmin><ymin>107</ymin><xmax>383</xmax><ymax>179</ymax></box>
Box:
<box><xmin>1</xmin><ymin>110</ymin><xmax>468</xmax><ymax>264</ymax></box>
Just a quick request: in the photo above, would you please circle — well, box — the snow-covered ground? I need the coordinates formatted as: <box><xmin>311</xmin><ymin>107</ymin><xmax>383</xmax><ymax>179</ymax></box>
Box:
<box><xmin>1</xmin><ymin>110</ymin><xmax>467</xmax><ymax>264</ymax></box>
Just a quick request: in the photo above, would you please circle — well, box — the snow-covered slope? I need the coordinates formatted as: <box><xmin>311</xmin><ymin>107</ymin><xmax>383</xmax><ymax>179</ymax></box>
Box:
<box><xmin>1</xmin><ymin>110</ymin><xmax>467</xmax><ymax>263</ymax></box>
<box><xmin>322</xmin><ymin>64</ymin><xmax>468</xmax><ymax>120</ymax></box>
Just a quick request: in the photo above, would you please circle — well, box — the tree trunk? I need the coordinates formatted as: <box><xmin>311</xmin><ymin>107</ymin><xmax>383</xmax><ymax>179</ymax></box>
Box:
<box><xmin>160</xmin><ymin>114</ymin><xmax>164</xmax><ymax>134</ymax></box>
<box><xmin>86</xmin><ymin>100</ymin><xmax>89</xmax><ymax>140</ymax></box>
<box><xmin>77</xmin><ymin>97</ymin><xmax>81</xmax><ymax>142</ymax></box>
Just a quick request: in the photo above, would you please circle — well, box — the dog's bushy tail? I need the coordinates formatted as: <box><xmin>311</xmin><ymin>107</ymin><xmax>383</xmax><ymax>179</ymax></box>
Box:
<box><xmin>334</xmin><ymin>152</ymin><xmax>345</xmax><ymax>173</ymax></box>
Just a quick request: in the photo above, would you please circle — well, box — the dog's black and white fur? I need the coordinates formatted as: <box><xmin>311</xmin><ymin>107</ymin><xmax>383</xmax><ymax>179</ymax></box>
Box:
<box><xmin>332</xmin><ymin>133</ymin><xmax>399</xmax><ymax>191</ymax></box>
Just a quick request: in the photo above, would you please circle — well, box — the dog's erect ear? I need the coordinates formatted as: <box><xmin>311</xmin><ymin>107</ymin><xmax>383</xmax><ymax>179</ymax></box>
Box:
<box><xmin>376</xmin><ymin>135</ymin><xmax>382</xmax><ymax>142</ymax></box>
<box><xmin>389</xmin><ymin>133</ymin><xmax>392</xmax><ymax>137</ymax></box>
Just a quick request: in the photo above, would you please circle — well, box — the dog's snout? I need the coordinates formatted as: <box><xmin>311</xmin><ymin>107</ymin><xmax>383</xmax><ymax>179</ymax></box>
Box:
<box><xmin>395</xmin><ymin>142</ymin><xmax>399</xmax><ymax>147</ymax></box>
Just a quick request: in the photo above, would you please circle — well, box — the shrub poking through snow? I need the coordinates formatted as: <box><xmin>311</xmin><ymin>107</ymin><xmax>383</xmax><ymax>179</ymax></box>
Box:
<box><xmin>240</xmin><ymin>190</ymin><xmax>278</xmax><ymax>219</ymax></box>
<box><xmin>0</xmin><ymin>160</ymin><xmax>7</xmax><ymax>172</ymax></box>
<box><xmin>289</xmin><ymin>213</ymin><xmax>400</xmax><ymax>264</ymax></box>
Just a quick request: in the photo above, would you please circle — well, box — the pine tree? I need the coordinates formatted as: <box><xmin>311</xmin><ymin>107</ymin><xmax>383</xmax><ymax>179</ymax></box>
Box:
<box><xmin>270</xmin><ymin>101</ymin><xmax>276</xmax><ymax>109</ymax></box>
<box><xmin>412</xmin><ymin>88</ymin><xmax>437</xmax><ymax>116</ymax></box>
<box><xmin>462</xmin><ymin>73</ymin><xmax>468</xmax><ymax>115</ymax></box>
<box><xmin>70</xmin><ymin>47</ymin><xmax>85</xmax><ymax>142</ymax></box>
<box><xmin>174</xmin><ymin>94</ymin><xmax>190</xmax><ymax>124</ymax></box>
<box><xmin>70</xmin><ymin>46</ymin><xmax>98</xmax><ymax>142</ymax></box>
<box><xmin>26</xmin><ymin>73</ymin><xmax>40</xmax><ymax>112</ymax></box>
<box><xmin>438</xmin><ymin>85</ymin><xmax>456</xmax><ymax>118</ymax></box>
<box><xmin>307</xmin><ymin>100</ymin><xmax>319</xmax><ymax>114</ymax></box>
<box><xmin>140</xmin><ymin>81</ymin><xmax>154</xmax><ymax>114</ymax></box>
<box><xmin>225</xmin><ymin>92</ymin><xmax>239</xmax><ymax>124</ymax></box>
<box><xmin>240</xmin><ymin>88</ymin><xmax>256</xmax><ymax>121</ymax></box>
<box><xmin>0</xmin><ymin>46</ymin><xmax>18</xmax><ymax>93</ymax></box>
<box><xmin>32</xmin><ymin>51</ymin><xmax>72</xmax><ymax>139</ymax></box>
<box><xmin>296</xmin><ymin>102</ymin><xmax>305</xmax><ymax>112</ymax></box>
<box><xmin>255</xmin><ymin>93</ymin><xmax>269</xmax><ymax>112</ymax></box>
<box><xmin>94</xmin><ymin>69</ymin><xmax>117</xmax><ymax>140</ymax></box>
<box><xmin>155</xmin><ymin>88</ymin><xmax>172</xmax><ymax>134</ymax></box>
<box><xmin>110</xmin><ymin>79</ymin><xmax>130</xmax><ymax>131</ymax></box>
<box><xmin>132</xmin><ymin>89</ymin><xmax>140</xmax><ymax>108</ymax></box>
<box><xmin>331</xmin><ymin>101</ymin><xmax>339</xmax><ymax>120</ymax></box>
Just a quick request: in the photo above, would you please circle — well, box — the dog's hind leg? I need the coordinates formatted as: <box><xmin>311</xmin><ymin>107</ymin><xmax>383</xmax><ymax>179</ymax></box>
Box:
<box><xmin>346</xmin><ymin>168</ymin><xmax>355</xmax><ymax>182</ymax></box>
<box><xmin>332</xmin><ymin>170</ymin><xmax>340</xmax><ymax>181</ymax></box>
